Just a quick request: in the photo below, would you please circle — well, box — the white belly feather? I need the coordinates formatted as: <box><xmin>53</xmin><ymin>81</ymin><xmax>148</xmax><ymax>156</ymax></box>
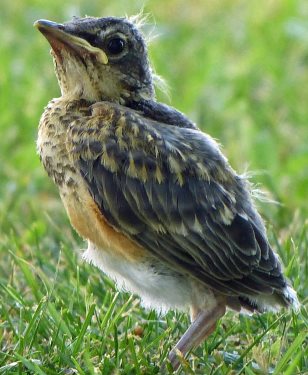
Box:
<box><xmin>83</xmin><ymin>241</ymin><xmax>194</xmax><ymax>314</ymax></box>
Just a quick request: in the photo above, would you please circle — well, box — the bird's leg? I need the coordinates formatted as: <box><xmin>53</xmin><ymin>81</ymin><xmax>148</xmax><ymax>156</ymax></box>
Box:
<box><xmin>168</xmin><ymin>303</ymin><xmax>226</xmax><ymax>370</ymax></box>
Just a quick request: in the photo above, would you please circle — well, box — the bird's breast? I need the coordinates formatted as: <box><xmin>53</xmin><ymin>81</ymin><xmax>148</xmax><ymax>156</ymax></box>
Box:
<box><xmin>60</xmin><ymin>181</ymin><xmax>147</xmax><ymax>262</ymax></box>
<box><xmin>37</xmin><ymin>98</ymin><xmax>146</xmax><ymax>262</ymax></box>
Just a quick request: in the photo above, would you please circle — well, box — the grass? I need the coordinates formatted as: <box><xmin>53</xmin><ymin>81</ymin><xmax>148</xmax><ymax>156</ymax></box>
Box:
<box><xmin>0</xmin><ymin>0</ymin><xmax>307</xmax><ymax>373</ymax></box>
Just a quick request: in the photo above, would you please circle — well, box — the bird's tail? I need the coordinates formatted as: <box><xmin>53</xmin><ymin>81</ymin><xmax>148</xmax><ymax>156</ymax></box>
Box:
<box><xmin>237</xmin><ymin>284</ymin><xmax>300</xmax><ymax>313</ymax></box>
<box><xmin>279</xmin><ymin>284</ymin><xmax>300</xmax><ymax>311</ymax></box>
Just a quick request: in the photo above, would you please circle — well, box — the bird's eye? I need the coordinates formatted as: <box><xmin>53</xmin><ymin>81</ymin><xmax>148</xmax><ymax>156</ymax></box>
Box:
<box><xmin>106</xmin><ymin>37</ymin><xmax>126</xmax><ymax>55</ymax></box>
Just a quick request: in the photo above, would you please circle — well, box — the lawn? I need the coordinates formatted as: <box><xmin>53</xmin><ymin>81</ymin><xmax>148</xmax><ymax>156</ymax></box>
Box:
<box><xmin>0</xmin><ymin>0</ymin><xmax>307</xmax><ymax>374</ymax></box>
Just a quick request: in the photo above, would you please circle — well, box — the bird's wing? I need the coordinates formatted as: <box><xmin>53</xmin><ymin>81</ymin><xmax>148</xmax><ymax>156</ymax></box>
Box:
<box><xmin>67</xmin><ymin>101</ymin><xmax>286</xmax><ymax>297</ymax></box>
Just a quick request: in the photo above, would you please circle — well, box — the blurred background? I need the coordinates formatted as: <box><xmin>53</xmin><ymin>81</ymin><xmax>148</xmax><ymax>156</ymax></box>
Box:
<box><xmin>0</xmin><ymin>0</ymin><xmax>307</xmax><ymax>372</ymax></box>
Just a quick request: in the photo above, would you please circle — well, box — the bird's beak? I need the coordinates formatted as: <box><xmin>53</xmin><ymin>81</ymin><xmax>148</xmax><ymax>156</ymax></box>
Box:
<box><xmin>34</xmin><ymin>19</ymin><xmax>108</xmax><ymax>64</ymax></box>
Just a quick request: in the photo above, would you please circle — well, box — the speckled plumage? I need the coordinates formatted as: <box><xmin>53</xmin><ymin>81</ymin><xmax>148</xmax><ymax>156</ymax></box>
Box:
<box><xmin>35</xmin><ymin>15</ymin><xmax>299</xmax><ymax>368</ymax></box>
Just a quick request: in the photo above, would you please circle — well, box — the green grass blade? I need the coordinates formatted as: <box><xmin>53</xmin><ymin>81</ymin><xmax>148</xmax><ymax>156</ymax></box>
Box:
<box><xmin>71</xmin><ymin>356</ymin><xmax>86</xmax><ymax>375</ymax></box>
<box><xmin>105</xmin><ymin>294</ymin><xmax>134</xmax><ymax>335</ymax></box>
<box><xmin>0</xmin><ymin>283</ymin><xmax>25</xmax><ymax>306</ymax></box>
<box><xmin>100</xmin><ymin>292</ymin><xmax>120</xmax><ymax>330</ymax></box>
<box><xmin>23</xmin><ymin>296</ymin><xmax>47</xmax><ymax>345</ymax></box>
<box><xmin>72</xmin><ymin>303</ymin><xmax>96</xmax><ymax>356</ymax></box>
<box><xmin>232</xmin><ymin>314</ymin><xmax>285</xmax><ymax>370</ymax></box>
<box><xmin>272</xmin><ymin>331</ymin><xmax>307</xmax><ymax>375</ymax></box>
<box><xmin>283</xmin><ymin>350</ymin><xmax>303</xmax><ymax>375</ymax></box>
<box><xmin>10</xmin><ymin>252</ymin><xmax>43</xmax><ymax>302</ymax></box>
<box><xmin>14</xmin><ymin>354</ymin><xmax>46</xmax><ymax>375</ymax></box>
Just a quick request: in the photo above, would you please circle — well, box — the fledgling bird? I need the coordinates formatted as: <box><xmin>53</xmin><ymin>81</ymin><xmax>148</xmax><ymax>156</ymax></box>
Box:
<box><xmin>34</xmin><ymin>15</ymin><xmax>299</xmax><ymax>369</ymax></box>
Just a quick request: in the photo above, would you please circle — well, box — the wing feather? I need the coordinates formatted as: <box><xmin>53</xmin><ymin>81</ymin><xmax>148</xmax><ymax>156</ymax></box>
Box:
<box><xmin>69</xmin><ymin>102</ymin><xmax>287</xmax><ymax>297</ymax></box>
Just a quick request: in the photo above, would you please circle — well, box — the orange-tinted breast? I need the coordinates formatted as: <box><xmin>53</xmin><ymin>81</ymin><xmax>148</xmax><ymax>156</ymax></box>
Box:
<box><xmin>60</xmin><ymin>180</ymin><xmax>146</xmax><ymax>262</ymax></box>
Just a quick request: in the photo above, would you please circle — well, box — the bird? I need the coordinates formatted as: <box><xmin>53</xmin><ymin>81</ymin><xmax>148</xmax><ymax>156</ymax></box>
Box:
<box><xmin>34</xmin><ymin>15</ymin><xmax>299</xmax><ymax>369</ymax></box>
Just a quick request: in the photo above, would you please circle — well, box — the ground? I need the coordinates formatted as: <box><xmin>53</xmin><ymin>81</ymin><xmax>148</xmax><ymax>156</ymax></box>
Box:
<box><xmin>0</xmin><ymin>0</ymin><xmax>307</xmax><ymax>374</ymax></box>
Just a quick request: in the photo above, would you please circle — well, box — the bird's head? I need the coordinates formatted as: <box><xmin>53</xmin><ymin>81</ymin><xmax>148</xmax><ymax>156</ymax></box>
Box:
<box><xmin>34</xmin><ymin>16</ymin><xmax>155</xmax><ymax>103</ymax></box>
